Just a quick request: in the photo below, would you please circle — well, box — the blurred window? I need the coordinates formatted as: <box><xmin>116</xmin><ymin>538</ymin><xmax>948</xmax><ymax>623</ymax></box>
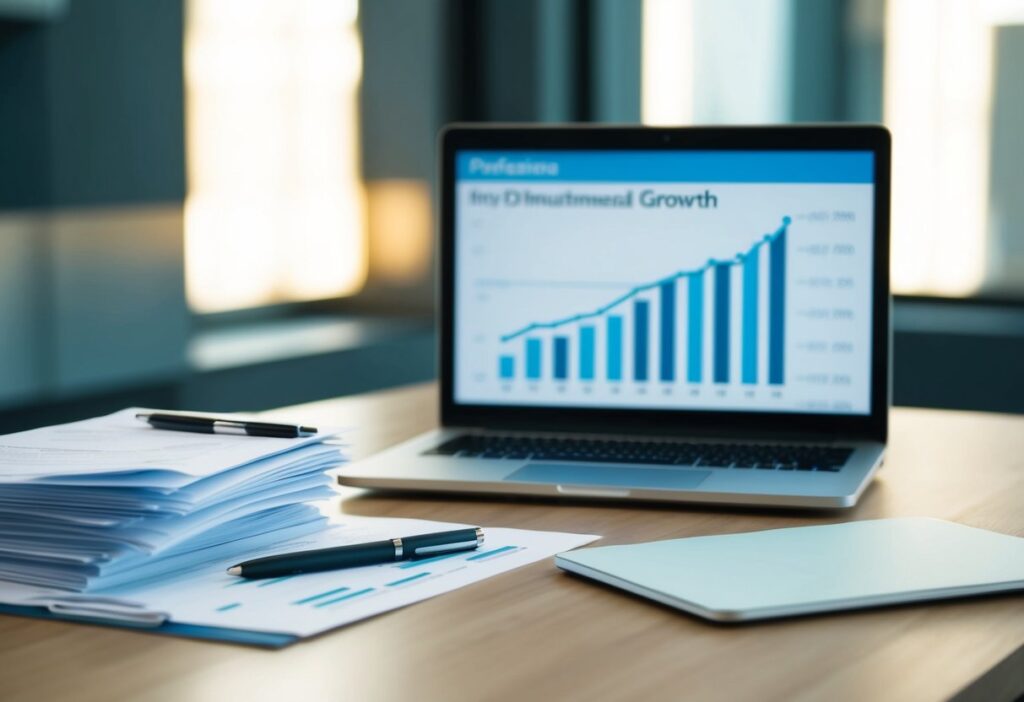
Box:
<box><xmin>642</xmin><ymin>0</ymin><xmax>793</xmax><ymax>126</ymax></box>
<box><xmin>184</xmin><ymin>0</ymin><xmax>366</xmax><ymax>313</ymax></box>
<box><xmin>641</xmin><ymin>0</ymin><xmax>1024</xmax><ymax>300</ymax></box>
<box><xmin>885</xmin><ymin>0</ymin><xmax>1024</xmax><ymax>297</ymax></box>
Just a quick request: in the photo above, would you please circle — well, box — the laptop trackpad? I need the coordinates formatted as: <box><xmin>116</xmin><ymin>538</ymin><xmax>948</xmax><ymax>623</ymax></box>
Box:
<box><xmin>504</xmin><ymin>463</ymin><xmax>711</xmax><ymax>490</ymax></box>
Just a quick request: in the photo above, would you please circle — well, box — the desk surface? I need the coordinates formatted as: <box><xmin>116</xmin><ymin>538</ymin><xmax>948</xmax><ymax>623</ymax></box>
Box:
<box><xmin>2</xmin><ymin>383</ymin><xmax>1023</xmax><ymax>702</ymax></box>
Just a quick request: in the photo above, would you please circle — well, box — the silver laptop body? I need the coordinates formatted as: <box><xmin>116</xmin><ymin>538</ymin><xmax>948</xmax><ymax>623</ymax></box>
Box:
<box><xmin>340</xmin><ymin>125</ymin><xmax>892</xmax><ymax>509</ymax></box>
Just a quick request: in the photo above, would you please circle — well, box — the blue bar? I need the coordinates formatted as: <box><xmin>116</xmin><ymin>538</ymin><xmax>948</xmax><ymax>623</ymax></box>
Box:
<box><xmin>526</xmin><ymin>338</ymin><xmax>541</xmax><ymax>380</ymax></box>
<box><xmin>687</xmin><ymin>272</ymin><xmax>703</xmax><ymax>383</ymax></box>
<box><xmin>499</xmin><ymin>354</ymin><xmax>514</xmax><ymax>380</ymax></box>
<box><xmin>659</xmin><ymin>280</ymin><xmax>676</xmax><ymax>381</ymax></box>
<box><xmin>457</xmin><ymin>151</ymin><xmax>874</xmax><ymax>183</ymax></box>
<box><xmin>257</xmin><ymin>575</ymin><xmax>295</xmax><ymax>587</ymax></box>
<box><xmin>314</xmin><ymin>587</ymin><xmax>375</xmax><ymax>608</ymax></box>
<box><xmin>466</xmin><ymin>545</ymin><xmax>518</xmax><ymax>561</ymax></box>
<box><xmin>607</xmin><ymin>316</ymin><xmax>623</xmax><ymax>381</ymax></box>
<box><xmin>633</xmin><ymin>300</ymin><xmax>649</xmax><ymax>381</ymax></box>
<box><xmin>714</xmin><ymin>264</ymin><xmax>730</xmax><ymax>384</ymax></box>
<box><xmin>386</xmin><ymin>572</ymin><xmax>430</xmax><ymax>587</ymax></box>
<box><xmin>743</xmin><ymin>247</ymin><xmax>759</xmax><ymax>384</ymax></box>
<box><xmin>553</xmin><ymin>336</ymin><xmax>569</xmax><ymax>380</ymax></box>
<box><xmin>215</xmin><ymin>602</ymin><xmax>241</xmax><ymax>612</ymax></box>
<box><xmin>293</xmin><ymin>586</ymin><xmax>350</xmax><ymax>605</ymax></box>
<box><xmin>579</xmin><ymin>326</ymin><xmax>595</xmax><ymax>380</ymax></box>
<box><xmin>398</xmin><ymin>552</ymin><xmax>463</xmax><ymax>569</ymax></box>
<box><xmin>769</xmin><ymin>228</ymin><xmax>786</xmax><ymax>385</ymax></box>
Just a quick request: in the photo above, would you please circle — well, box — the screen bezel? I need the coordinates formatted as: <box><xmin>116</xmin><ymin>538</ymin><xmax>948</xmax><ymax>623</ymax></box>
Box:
<box><xmin>439</xmin><ymin>125</ymin><xmax>891</xmax><ymax>442</ymax></box>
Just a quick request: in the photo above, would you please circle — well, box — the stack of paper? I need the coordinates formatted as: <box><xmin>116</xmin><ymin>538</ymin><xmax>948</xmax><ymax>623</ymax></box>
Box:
<box><xmin>0</xmin><ymin>409</ymin><xmax>343</xmax><ymax>600</ymax></box>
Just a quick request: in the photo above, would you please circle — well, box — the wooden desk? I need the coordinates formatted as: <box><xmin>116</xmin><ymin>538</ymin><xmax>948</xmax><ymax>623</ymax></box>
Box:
<box><xmin>2</xmin><ymin>383</ymin><xmax>1022</xmax><ymax>702</ymax></box>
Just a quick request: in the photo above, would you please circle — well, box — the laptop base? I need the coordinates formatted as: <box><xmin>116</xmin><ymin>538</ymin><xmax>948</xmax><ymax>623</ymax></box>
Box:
<box><xmin>338</xmin><ymin>428</ymin><xmax>885</xmax><ymax>510</ymax></box>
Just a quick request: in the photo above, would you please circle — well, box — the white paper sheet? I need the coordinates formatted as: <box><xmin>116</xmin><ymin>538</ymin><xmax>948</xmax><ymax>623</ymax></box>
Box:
<box><xmin>132</xmin><ymin>517</ymin><xmax>598</xmax><ymax>637</ymax></box>
<box><xmin>0</xmin><ymin>408</ymin><xmax>339</xmax><ymax>483</ymax></box>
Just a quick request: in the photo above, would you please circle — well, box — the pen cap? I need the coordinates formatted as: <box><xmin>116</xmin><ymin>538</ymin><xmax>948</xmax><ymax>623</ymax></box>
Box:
<box><xmin>404</xmin><ymin>528</ymin><xmax>484</xmax><ymax>557</ymax></box>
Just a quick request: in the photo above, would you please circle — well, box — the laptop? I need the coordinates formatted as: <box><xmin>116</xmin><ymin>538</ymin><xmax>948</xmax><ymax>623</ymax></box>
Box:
<box><xmin>339</xmin><ymin>125</ymin><xmax>891</xmax><ymax>509</ymax></box>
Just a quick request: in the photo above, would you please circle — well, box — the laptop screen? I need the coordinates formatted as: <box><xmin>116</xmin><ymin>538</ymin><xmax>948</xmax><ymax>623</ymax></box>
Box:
<box><xmin>452</xmin><ymin>149</ymin><xmax>875</xmax><ymax>416</ymax></box>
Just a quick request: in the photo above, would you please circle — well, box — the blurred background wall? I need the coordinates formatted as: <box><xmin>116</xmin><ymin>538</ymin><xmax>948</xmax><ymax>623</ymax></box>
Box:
<box><xmin>0</xmin><ymin>0</ymin><xmax>1022</xmax><ymax>433</ymax></box>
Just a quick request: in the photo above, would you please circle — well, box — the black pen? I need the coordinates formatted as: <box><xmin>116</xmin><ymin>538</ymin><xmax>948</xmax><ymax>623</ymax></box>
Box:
<box><xmin>227</xmin><ymin>528</ymin><xmax>485</xmax><ymax>578</ymax></box>
<box><xmin>136</xmin><ymin>412</ymin><xmax>317</xmax><ymax>439</ymax></box>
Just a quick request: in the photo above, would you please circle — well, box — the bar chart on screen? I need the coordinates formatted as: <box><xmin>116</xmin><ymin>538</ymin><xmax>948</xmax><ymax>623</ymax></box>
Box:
<box><xmin>454</xmin><ymin>167</ymin><xmax>875</xmax><ymax>415</ymax></box>
<box><xmin>498</xmin><ymin>217</ymin><xmax>790</xmax><ymax>390</ymax></box>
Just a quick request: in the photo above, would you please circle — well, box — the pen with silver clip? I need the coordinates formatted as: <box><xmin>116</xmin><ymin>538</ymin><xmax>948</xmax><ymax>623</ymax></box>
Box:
<box><xmin>227</xmin><ymin>528</ymin><xmax>486</xmax><ymax>578</ymax></box>
<box><xmin>136</xmin><ymin>412</ymin><xmax>317</xmax><ymax>439</ymax></box>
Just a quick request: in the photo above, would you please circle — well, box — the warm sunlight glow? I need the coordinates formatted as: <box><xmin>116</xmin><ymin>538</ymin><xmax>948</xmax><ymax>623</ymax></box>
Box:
<box><xmin>367</xmin><ymin>180</ymin><xmax>433</xmax><ymax>283</ymax></box>
<box><xmin>641</xmin><ymin>0</ymin><xmax>695</xmax><ymax>125</ymax></box>
<box><xmin>885</xmin><ymin>0</ymin><xmax>994</xmax><ymax>296</ymax></box>
<box><xmin>185</xmin><ymin>0</ymin><xmax>366</xmax><ymax>313</ymax></box>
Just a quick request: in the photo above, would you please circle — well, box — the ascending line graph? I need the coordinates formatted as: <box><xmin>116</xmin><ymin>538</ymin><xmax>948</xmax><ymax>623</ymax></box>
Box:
<box><xmin>497</xmin><ymin>217</ymin><xmax>790</xmax><ymax>387</ymax></box>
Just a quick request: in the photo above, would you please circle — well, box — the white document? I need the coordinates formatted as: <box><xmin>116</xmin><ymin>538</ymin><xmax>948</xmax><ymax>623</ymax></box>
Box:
<box><xmin>0</xmin><ymin>408</ymin><xmax>340</xmax><ymax>484</ymax></box>
<box><xmin>8</xmin><ymin>517</ymin><xmax>598</xmax><ymax>637</ymax></box>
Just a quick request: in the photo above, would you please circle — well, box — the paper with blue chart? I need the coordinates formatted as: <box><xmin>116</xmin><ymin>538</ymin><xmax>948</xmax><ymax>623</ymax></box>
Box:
<box><xmin>94</xmin><ymin>516</ymin><xmax>598</xmax><ymax>637</ymax></box>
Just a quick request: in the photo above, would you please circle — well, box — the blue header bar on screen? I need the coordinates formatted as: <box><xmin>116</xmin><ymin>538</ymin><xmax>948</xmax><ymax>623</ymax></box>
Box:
<box><xmin>456</xmin><ymin>150</ymin><xmax>874</xmax><ymax>183</ymax></box>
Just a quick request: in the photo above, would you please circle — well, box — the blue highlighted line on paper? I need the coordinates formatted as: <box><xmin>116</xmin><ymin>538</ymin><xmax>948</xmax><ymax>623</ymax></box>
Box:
<box><xmin>257</xmin><ymin>575</ymin><xmax>295</xmax><ymax>587</ymax></box>
<box><xmin>314</xmin><ymin>587</ymin><xmax>375</xmax><ymax>608</ymax></box>
<box><xmin>467</xmin><ymin>545</ymin><xmax>519</xmax><ymax>561</ymax></box>
<box><xmin>386</xmin><ymin>572</ymin><xmax>431</xmax><ymax>587</ymax></box>
<box><xmin>397</xmin><ymin>552</ymin><xmax>464</xmax><ymax>569</ymax></box>
<box><xmin>216</xmin><ymin>602</ymin><xmax>241</xmax><ymax>612</ymax></box>
<box><xmin>292</xmin><ymin>586</ymin><xmax>351</xmax><ymax>605</ymax></box>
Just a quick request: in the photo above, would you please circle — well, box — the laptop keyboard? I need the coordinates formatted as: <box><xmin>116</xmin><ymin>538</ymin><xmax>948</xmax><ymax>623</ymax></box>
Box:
<box><xmin>425</xmin><ymin>435</ymin><xmax>853</xmax><ymax>472</ymax></box>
